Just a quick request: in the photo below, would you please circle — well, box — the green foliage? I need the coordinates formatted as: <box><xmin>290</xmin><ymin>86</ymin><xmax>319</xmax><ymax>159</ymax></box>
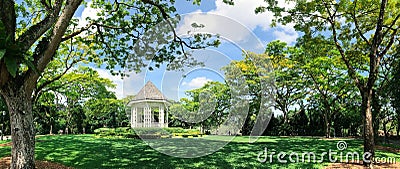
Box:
<box><xmin>1</xmin><ymin>0</ymin><xmax>222</xmax><ymax>81</ymax></box>
<box><xmin>133</xmin><ymin>127</ymin><xmax>169</xmax><ymax>135</ymax></box>
<box><xmin>94</xmin><ymin>127</ymin><xmax>135</xmax><ymax>137</ymax></box>
<box><xmin>163</xmin><ymin>127</ymin><xmax>202</xmax><ymax>137</ymax></box>
<box><xmin>163</xmin><ymin>127</ymin><xmax>186</xmax><ymax>133</ymax></box>
<box><xmin>34</xmin><ymin>67</ymin><xmax>127</xmax><ymax>135</ymax></box>
<box><xmin>93</xmin><ymin>127</ymin><xmax>177</xmax><ymax>139</ymax></box>
<box><xmin>264</xmin><ymin>41</ymin><xmax>305</xmax><ymax>123</ymax></box>
<box><xmin>3</xmin><ymin>55</ymin><xmax>17</xmax><ymax>77</ymax></box>
<box><xmin>170</xmin><ymin>81</ymin><xmax>230</xmax><ymax>131</ymax></box>
<box><xmin>0</xmin><ymin>19</ymin><xmax>37</xmax><ymax>78</ymax></box>
<box><xmin>84</xmin><ymin>98</ymin><xmax>127</xmax><ymax>130</ymax></box>
<box><xmin>93</xmin><ymin>127</ymin><xmax>203</xmax><ymax>139</ymax></box>
<box><xmin>222</xmin><ymin>51</ymin><xmax>274</xmax><ymax>135</ymax></box>
<box><xmin>0</xmin><ymin>49</ymin><xmax>5</xmax><ymax>60</ymax></box>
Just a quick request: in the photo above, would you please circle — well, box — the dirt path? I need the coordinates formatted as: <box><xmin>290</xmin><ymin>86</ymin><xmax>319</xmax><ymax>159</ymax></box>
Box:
<box><xmin>326</xmin><ymin>162</ymin><xmax>400</xmax><ymax>169</ymax></box>
<box><xmin>0</xmin><ymin>157</ymin><xmax>73</xmax><ymax>169</ymax></box>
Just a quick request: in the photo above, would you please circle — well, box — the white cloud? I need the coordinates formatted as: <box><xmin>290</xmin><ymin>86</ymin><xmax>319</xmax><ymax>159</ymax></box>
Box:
<box><xmin>273</xmin><ymin>23</ymin><xmax>298</xmax><ymax>44</ymax></box>
<box><xmin>123</xmin><ymin>71</ymin><xmax>145</xmax><ymax>98</ymax></box>
<box><xmin>95</xmin><ymin>68</ymin><xmax>124</xmax><ymax>99</ymax></box>
<box><xmin>177</xmin><ymin>13</ymin><xmax>262</xmax><ymax>48</ymax></box>
<box><xmin>177</xmin><ymin>0</ymin><xmax>298</xmax><ymax>45</ymax></box>
<box><xmin>182</xmin><ymin>77</ymin><xmax>212</xmax><ymax>89</ymax></box>
<box><xmin>77</xmin><ymin>1</ymin><xmax>101</xmax><ymax>28</ymax></box>
<box><xmin>211</xmin><ymin>0</ymin><xmax>271</xmax><ymax>31</ymax></box>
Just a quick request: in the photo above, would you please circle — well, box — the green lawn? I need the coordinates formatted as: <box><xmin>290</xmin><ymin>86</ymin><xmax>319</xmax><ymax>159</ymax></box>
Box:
<box><xmin>0</xmin><ymin>135</ymin><xmax>398</xmax><ymax>168</ymax></box>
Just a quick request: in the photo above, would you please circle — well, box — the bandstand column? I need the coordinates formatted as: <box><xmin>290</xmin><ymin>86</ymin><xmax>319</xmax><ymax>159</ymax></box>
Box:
<box><xmin>131</xmin><ymin>107</ymin><xmax>134</xmax><ymax>128</ymax></box>
<box><xmin>143</xmin><ymin>106</ymin><xmax>152</xmax><ymax>127</ymax></box>
<box><xmin>166</xmin><ymin>107</ymin><xmax>169</xmax><ymax>127</ymax></box>
<box><xmin>144</xmin><ymin>107</ymin><xmax>148</xmax><ymax>127</ymax></box>
<box><xmin>131</xmin><ymin>106</ymin><xmax>137</xmax><ymax>127</ymax></box>
<box><xmin>159</xmin><ymin>105</ymin><xmax>164</xmax><ymax>127</ymax></box>
<box><xmin>149</xmin><ymin>107</ymin><xmax>152</xmax><ymax>127</ymax></box>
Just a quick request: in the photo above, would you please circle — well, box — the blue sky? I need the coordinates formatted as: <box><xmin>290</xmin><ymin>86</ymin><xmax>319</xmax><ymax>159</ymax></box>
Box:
<box><xmin>76</xmin><ymin>0</ymin><xmax>298</xmax><ymax>100</ymax></box>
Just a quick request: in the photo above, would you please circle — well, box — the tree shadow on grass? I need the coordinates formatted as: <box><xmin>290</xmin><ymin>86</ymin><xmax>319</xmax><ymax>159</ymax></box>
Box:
<box><xmin>34</xmin><ymin>135</ymin><xmax>399</xmax><ymax>169</ymax></box>
<box><xmin>35</xmin><ymin>135</ymin><xmax>234</xmax><ymax>168</ymax></box>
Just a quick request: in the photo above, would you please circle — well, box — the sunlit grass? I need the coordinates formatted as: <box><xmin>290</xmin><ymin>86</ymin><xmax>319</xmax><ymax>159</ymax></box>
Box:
<box><xmin>0</xmin><ymin>135</ymin><xmax>398</xmax><ymax>168</ymax></box>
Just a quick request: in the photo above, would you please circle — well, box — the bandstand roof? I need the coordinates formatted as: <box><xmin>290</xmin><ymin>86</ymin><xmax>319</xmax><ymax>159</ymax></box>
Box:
<box><xmin>132</xmin><ymin>81</ymin><xmax>167</xmax><ymax>101</ymax></box>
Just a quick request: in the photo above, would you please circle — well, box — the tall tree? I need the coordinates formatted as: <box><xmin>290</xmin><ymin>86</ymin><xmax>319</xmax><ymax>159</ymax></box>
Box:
<box><xmin>387</xmin><ymin>49</ymin><xmax>400</xmax><ymax>137</ymax></box>
<box><xmin>0</xmin><ymin>0</ymin><xmax>220</xmax><ymax>167</ymax></box>
<box><xmin>264</xmin><ymin>41</ymin><xmax>304</xmax><ymax>126</ymax></box>
<box><xmin>33</xmin><ymin>66</ymin><xmax>118</xmax><ymax>134</ymax></box>
<box><xmin>222</xmin><ymin>52</ymin><xmax>274</xmax><ymax>136</ymax></box>
<box><xmin>297</xmin><ymin>37</ymin><xmax>353</xmax><ymax>138</ymax></box>
<box><xmin>85</xmin><ymin>98</ymin><xmax>126</xmax><ymax>131</ymax></box>
<box><xmin>170</xmin><ymin>81</ymin><xmax>231</xmax><ymax>132</ymax></box>
<box><xmin>259</xmin><ymin>0</ymin><xmax>400</xmax><ymax>166</ymax></box>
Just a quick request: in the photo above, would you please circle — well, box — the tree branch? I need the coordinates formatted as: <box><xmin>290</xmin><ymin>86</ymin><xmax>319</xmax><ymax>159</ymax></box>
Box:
<box><xmin>33</xmin><ymin>57</ymin><xmax>81</xmax><ymax>103</ymax></box>
<box><xmin>0</xmin><ymin>0</ymin><xmax>16</xmax><ymax>41</ymax></box>
<box><xmin>0</xmin><ymin>0</ymin><xmax>16</xmax><ymax>87</ymax></box>
<box><xmin>95</xmin><ymin>25</ymin><xmax>115</xmax><ymax>58</ymax></box>
<box><xmin>351</xmin><ymin>0</ymin><xmax>370</xmax><ymax>46</ymax></box>
<box><xmin>142</xmin><ymin>0</ymin><xmax>205</xmax><ymax>59</ymax></box>
<box><xmin>61</xmin><ymin>23</ymin><xmax>93</xmax><ymax>42</ymax></box>
<box><xmin>309</xmin><ymin>73</ymin><xmax>328</xmax><ymax>101</ymax></box>
<box><xmin>17</xmin><ymin>0</ymin><xmax>63</xmax><ymax>53</ymax></box>
<box><xmin>367</xmin><ymin>0</ymin><xmax>387</xmax><ymax>90</ymax></box>
<box><xmin>40</xmin><ymin>0</ymin><xmax>51</xmax><ymax>11</ymax></box>
<box><xmin>322</xmin><ymin>0</ymin><xmax>362</xmax><ymax>90</ymax></box>
<box><xmin>24</xmin><ymin>0</ymin><xmax>83</xmax><ymax>95</ymax></box>
<box><xmin>382</xmin><ymin>13</ymin><xmax>400</xmax><ymax>37</ymax></box>
<box><xmin>378</xmin><ymin>29</ymin><xmax>397</xmax><ymax>59</ymax></box>
<box><xmin>111</xmin><ymin>0</ymin><xmax>141</xmax><ymax>13</ymax></box>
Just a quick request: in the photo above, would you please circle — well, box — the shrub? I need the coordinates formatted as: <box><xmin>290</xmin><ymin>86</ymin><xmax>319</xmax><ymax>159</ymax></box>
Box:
<box><xmin>94</xmin><ymin>127</ymin><xmax>136</xmax><ymax>138</ymax></box>
<box><xmin>138</xmin><ymin>134</ymin><xmax>162</xmax><ymax>139</ymax></box>
<box><xmin>163</xmin><ymin>127</ymin><xmax>185</xmax><ymax>133</ymax></box>
<box><xmin>172</xmin><ymin>133</ymin><xmax>202</xmax><ymax>137</ymax></box>
<box><xmin>93</xmin><ymin>128</ymin><xmax>112</xmax><ymax>134</ymax></box>
<box><xmin>133</xmin><ymin>127</ymin><xmax>170</xmax><ymax>135</ymax></box>
<box><xmin>186</xmin><ymin>129</ymin><xmax>201</xmax><ymax>135</ymax></box>
<box><xmin>163</xmin><ymin>127</ymin><xmax>202</xmax><ymax>134</ymax></box>
<box><xmin>122</xmin><ymin>133</ymin><xmax>139</xmax><ymax>139</ymax></box>
<box><xmin>169</xmin><ymin>128</ymin><xmax>202</xmax><ymax>137</ymax></box>
<box><xmin>93</xmin><ymin>127</ymin><xmax>203</xmax><ymax>139</ymax></box>
<box><xmin>115</xmin><ymin>127</ymin><xmax>130</xmax><ymax>133</ymax></box>
<box><xmin>94</xmin><ymin>127</ymin><xmax>172</xmax><ymax>139</ymax></box>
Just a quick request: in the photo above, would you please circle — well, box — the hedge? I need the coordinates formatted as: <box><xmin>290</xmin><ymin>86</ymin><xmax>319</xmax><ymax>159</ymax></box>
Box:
<box><xmin>93</xmin><ymin>127</ymin><xmax>203</xmax><ymax>139</ymax></box>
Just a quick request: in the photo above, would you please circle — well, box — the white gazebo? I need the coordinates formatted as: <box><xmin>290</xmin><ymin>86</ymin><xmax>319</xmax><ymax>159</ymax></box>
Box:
<box><xmin>128</xmin><ymin>81</ymin><xmax>170</xmax><ymax>128</ymax></box>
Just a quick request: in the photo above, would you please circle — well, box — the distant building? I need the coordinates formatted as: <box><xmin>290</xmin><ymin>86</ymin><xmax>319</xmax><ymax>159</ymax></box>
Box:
<box><xmin>127</xmin><ymin>81</ymin><xmax>170</xmax><ymax>128</ymax></box>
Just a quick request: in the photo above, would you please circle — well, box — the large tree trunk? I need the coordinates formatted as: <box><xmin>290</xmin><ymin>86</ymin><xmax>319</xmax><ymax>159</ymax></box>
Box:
<box><xmin>371</xmin><ymin>89</ymin><xmax>381</xmax><ymax>139</ymax></box>
<box><xmin>361</xmin><ymin>89</ymin><xmax>375</xmax><ymax>167</ymax></box>
<box><xmin>333</xmin><ymin>117</ymin><xmax>343</xmax><ymax>137</ymax></box>
<box><xmin>397</xmin><ymin>121</ymin><xmax>399</xmax><ymax>138</ymax></box>
<box><xmin>0</xmin><ymin>0</ymin><xmax>84</xmax><ymax>168</ymax></box>
<box><xmin>383</xmin><ymin>121</ymin><xmax>388</xmax><ymax>144</ymax></box>
<box><xmin>50</xmin><ymin>124</ymin><xmax>53</xmax><ymax>135</ymax></box>
<box><xmin>1</xmin><ymin>85</ymin><xmax>35</xmax><ymax>169</ymax></box>
<box><xmin>324</xmin><ymin>110</ymin><xmax>330</xmax><ymax>138</ymax></box>
<box><xmin>397</xmin><ymin>115</ymin><xmax>400</xmax><ymax>138</ymax></box>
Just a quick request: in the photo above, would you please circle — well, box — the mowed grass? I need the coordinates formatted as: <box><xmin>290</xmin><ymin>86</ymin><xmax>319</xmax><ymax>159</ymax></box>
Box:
<box><xmin>0</xmin><ymin>135</ymin><xmax>398</xmax><ymax>168</ymax></box>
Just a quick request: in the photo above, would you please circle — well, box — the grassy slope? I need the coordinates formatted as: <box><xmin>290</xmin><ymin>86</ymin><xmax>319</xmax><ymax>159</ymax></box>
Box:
<box><xmin>0</xmin><ymin>135</ymin><xmax>398</xmax><ymax>168</ymax></box>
